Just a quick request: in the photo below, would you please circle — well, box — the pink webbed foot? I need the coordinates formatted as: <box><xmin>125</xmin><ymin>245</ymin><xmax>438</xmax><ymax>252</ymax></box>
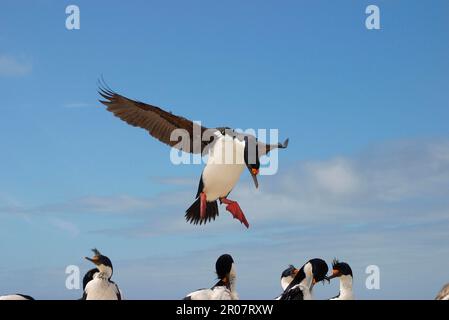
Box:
<box><xmin>220</xmin><ymin>198</ymin><xmax>249</xmax><ymax>228</ymax></box>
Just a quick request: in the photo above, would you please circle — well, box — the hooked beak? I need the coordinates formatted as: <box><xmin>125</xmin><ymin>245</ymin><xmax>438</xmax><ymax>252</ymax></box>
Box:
<box><xmin>326</xmin><ymin>269</ymin><xmax>339</xmax><ymax>281</ymax></box>
<box><xmin>313</xmin><ymin>276</ymin><xmax>330</xmax><ymax>285</ymax></box>
<box><xmin>85</xmin><ymin>256</ymin><xmax>100</xmax><ymax>265</ymax></box>
<box><xmin>250</xmin><ymin>168</ymin><xmax>259</xmax><ymax>189</ymax></box>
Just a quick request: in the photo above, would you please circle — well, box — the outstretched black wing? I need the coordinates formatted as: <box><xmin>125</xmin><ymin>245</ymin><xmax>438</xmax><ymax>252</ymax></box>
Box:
<box><xmin>98</xmin><ymin>84</ymin><xmax>218</xmax><ymax>154</ymax></box>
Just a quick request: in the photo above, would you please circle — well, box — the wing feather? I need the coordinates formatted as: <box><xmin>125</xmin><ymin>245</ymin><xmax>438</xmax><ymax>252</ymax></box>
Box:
<box><xmin>99</xmin><ymin>85</ymin><xmax>217</xmax><ymax>154</ymax></box>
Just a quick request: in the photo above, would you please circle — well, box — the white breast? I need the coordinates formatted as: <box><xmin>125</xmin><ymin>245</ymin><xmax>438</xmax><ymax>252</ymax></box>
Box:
<box><xmin>330</xmin><ymin>293</ymin><xmax>354</xmax><ymax>300</ymax></box>
<box><xmin>281</xmin><ymin>276</ymin><xmax>294</xmax><ymax>291</ymax></box>
<box><xmin>186</xmin><ymin>286</ymin><xmax>233</xmax><ymax>300</ymax></box>
<box><xmin>301</xmin><ymin>285</ymin><xmax>313</xmax><ymax>300</ymax></box>
<box><xmin>85</xmin><ymin>276</ymin><xmax>119</xmax><ymax>300</ymax></box>
<box><xmin>0</xmin><ymin>294</ymin><xmax>32</xmax><ymax>300</ymax></box>
<box><xmin>202</xmin><ymin>135</ymin><xmax>246</xmax><ymax>201</ymax></box>
<box><xmin>330</xmin><ymin>275</ymin><xmax>354</xmax><ymax>300</ymax></box>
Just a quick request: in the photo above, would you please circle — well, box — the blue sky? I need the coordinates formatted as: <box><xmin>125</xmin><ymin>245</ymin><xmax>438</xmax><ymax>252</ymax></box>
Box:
<box><xmin>1</xmin><ymin>0</ymin><xmax>449</xmax><ymax>299</ymax></box>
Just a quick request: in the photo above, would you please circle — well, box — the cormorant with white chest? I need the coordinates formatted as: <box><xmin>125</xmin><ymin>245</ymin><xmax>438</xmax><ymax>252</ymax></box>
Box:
<box><xmin>274</xmin><ymin>265</ymin><xmax>298</xmax><ymax>300</ymax></box>
<box><xmin>327</xmin><ymin>259</ymin><xmax>354</xmax><ymax>300</ymax></box>
<box><xmin>99</xmin><ymin>84</ymin><xmax>289</xmax><ymax>228</ymax></box>
<box><xmin>278</xmin><ymin>258</ymin><xmax>329</xmax><ymax>300</ymax></box>
<box><xmin>183</xmin><ymin>254</ymin><xmax>238</xmax><ymax>300</ymax></box>
<box><xmin>81</xmin><ymin>248</ymin><xmax>122</xmax><ymax>300</ymax></box>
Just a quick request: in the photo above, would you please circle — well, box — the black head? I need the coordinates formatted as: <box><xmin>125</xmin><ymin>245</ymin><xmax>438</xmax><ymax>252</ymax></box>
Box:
<box><xmin>280</xmin><ymin>265</ymin><xmax>298</xmax><ymax>290</ymax></box>
<box><xmin>284</xmin><ymin>258</ymin><xmax>329</xmax><ymax>291</ymax></box>
<box><xmin>283</xmin><ymin>265</ymin><xmax>307</xmax><ymax>293</ymax></box>
<box><xmin>85</xmin><ymin>248</ymin><xmax>113</xmax><ymax>274</ymax></box>
<box><xmin>281</xmin><ymin>265</ymin><xmax>297</xmax><ymax>279</ymax></box>
<box><xmin>309</xmin><ymin>258</ymin><xmax>329</xmax><ymax>283</ymax></box>
<box><xmin>330</xmin><ymin>258</ymin><xmax>353</xmax><ymax>278</ymax></box>
<box><xmin>215</xmin><ymin>254</ymin><xmax>234</xmax><ymax>279</ymax></box>
<box><xmin>243</xmin><ymin>136</ymin><xmax>260</xmax><ymax>188</ymax></box>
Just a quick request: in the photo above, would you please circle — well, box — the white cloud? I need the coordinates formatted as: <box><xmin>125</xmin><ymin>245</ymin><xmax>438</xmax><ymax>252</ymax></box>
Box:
<box><xmin>40</xmin><ymin>195</ymin><xmax>156</xmax><ymax>215</ymax></box>
<box><xmin>49</xmin><ymin>218</ymin><xmax>80</xmax><ymax>237</ymax></box>
<box><xmin>64</xmin><ymin>138</ymin><xmax>449</xmax><ymax>239</ymax></box>
<box><xmin>3</xmin><ymin>139</ymin><xmax>449</xmax><ymax>234</ymax></box>
<box><xmin>0</xmin><ymin>55</ymin><xmax>32</xmax><ymax>76</ymax></box>
<box><xmin>305</xmin><ymin>158</ymin><xmax>360</xmax><ymax>195</ymax></box>
<box><xmin>76</xmin><ymin>195</ymin><xmax>154</xmax><ymax>213</ymax></box>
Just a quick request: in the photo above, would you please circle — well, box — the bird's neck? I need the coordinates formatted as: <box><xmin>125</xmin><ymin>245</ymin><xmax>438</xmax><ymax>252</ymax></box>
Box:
<box><xmin>228</xmin><ymin>279</ymin><xmax>238</xmax><ymax>300</ymax></box>
<box><xmin>96</xmin><ymin>266</ymin><xmax>113</xmax><ymax>280</ymax></box>
<box><xmin>227</xmin><ymin>267</ymin><xmax>238</xmax><ymax>300</ymax></box>
<box><xmin>281</xmin><ymin>276</ymin><xmax>294</xmax><ymax>291</ymax></box>
<box><xmin>338</xmin><ymin>275</ymin><xmax>354</xmax><ymax>298</ymax></box>
<box><xmin>302</xmin><ymin>270</ymin><xmax>314</xmax><ymax>291</ymax></box>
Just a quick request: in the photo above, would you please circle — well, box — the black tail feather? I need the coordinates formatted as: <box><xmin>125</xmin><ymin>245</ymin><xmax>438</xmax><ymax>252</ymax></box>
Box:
<box><xmin>185</xmin><ymin>198</ymin><xmax>219</xmax><ymax>225</ymax></box>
